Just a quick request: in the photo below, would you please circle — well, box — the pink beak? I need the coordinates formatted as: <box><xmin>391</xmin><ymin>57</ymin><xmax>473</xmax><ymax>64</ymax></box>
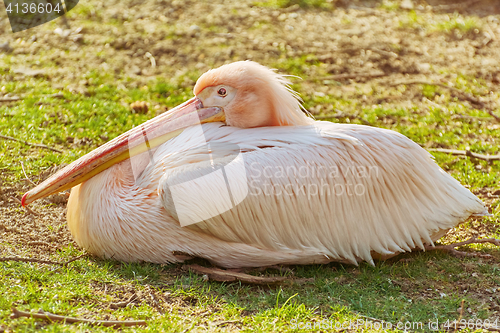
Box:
<box><xmin>22</xmin><ymin>97</ymin><xmax>225</xmax><ymax>206</ymax></box>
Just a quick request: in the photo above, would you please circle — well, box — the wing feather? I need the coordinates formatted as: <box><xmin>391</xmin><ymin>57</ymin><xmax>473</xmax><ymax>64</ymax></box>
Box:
<box><xmin>153</xmin><ymin>122</ymin><xmax>486</xmax><ymax>264</ymax></box>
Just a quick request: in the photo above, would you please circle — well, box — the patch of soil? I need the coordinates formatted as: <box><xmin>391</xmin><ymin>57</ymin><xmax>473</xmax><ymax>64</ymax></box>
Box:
<box><xmin>0</xmin><ymin>181</ymin><xmax>74</xmax><ymax>260</ymax></box>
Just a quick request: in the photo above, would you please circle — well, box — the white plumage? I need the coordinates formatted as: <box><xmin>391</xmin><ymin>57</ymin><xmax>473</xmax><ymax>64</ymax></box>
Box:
<box><xmin>67</xmin><ymin>120</ymin><xmax>486</xmax><ymax>267</ymax></box>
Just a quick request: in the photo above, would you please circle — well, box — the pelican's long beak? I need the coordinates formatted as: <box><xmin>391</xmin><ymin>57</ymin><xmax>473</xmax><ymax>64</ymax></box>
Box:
<box><xmin>21</xmin><ymin>97</ymin><xmax>225</xmax><ymax>206</ymax></box>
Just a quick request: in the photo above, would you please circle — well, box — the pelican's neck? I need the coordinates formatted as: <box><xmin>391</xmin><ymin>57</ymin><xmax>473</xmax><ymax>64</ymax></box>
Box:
<box><xmin>66</xmin><ymin>159</ymin><xmax>160</xmax><ymax>258</ymax></box>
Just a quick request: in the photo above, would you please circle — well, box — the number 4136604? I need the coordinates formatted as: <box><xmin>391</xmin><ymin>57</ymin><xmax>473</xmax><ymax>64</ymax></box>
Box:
<box><xmin>6</xmin><ymin>2</ymin><xmax>62</xmax><ymax>14</ymax></box>
<box><xmin>443</xmin><ymin>318</ymin><xmax>499</xmax><ymax>330</ymax></box>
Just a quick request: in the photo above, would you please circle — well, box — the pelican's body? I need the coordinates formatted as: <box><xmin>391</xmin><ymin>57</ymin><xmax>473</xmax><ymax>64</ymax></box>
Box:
<box><xmin>24</xmin><ymin>61</ymin><xmax>487</xmax><ymax>267</ymax></box>
<box><xmin>67</xmin><ymin>122</ymin><xmax>485</xmax><ymax>267</ymax></box>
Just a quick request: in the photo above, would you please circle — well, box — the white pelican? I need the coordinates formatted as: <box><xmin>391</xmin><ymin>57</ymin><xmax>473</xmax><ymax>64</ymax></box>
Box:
<box><xmin>22</xmin><ymin>61</ymin><xmax>488</xmax><ymax>267</ymax></box>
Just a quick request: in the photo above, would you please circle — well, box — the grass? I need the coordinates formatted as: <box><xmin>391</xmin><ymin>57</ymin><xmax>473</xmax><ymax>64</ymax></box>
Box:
<box><xmin>433</xmin><ymin>14</ymin><xmax>482</xmax><ymax>34</ymax></box>
<box><xmin>399</xmin><ymin>11</ymin><xmax>431</xmax><ymax>31</ymax></box>
<box><xmin>1</xmin><ymin>1</ymin><xmax>500</xmax><ymax>332</ymax></box>
<box><xmin>399</xmin><ymin>11</ymin><xmax>482</xmax><ymax>35</ymax></box>
<box><xmin>1</xmin><ymin>56</ymin><xmax>500</xmax><ymax>332</ymax></box>
<box><xmin>2</xmin><ymin>251</ymin><xmax>500</xmax><ymax>331</ymax></box>
<box><xmin>379</xmin><ymin>0</ymin><xmax>400</xmax><ymax>11</ymax></box>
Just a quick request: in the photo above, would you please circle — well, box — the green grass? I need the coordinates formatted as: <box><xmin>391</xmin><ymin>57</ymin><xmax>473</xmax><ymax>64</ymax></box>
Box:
<box><xmin>399</xmin><ymin>11</ymin><xmax>482</xmax><ymax>35</ymax></box>
<box><xmin>273</xmin><ymin>55</ymin><xmax>321</xmax><ymax>76</ymax></box>
<box><xmin>379</xmin><ymin>0</ymin><xmax>400</xmax><ymax>11</ymax></box>
<box><xmin>433</xmin><ymin>14</ymin><xmax>482</xmax><ymax>34</ymax></box>
<box><xmin>1</xmin><ymin>3</ymin><xmax>500</xmax><ymax>332</ymax></box>
<box><xmin>2</xmin><ymin>251</ymin><xmax>500</xmax><ymax>332</ymax></box>
<box><xmin>399</xmin><ymin>11</ymin><xmax>430</xmax><ymax>30</ymax></box>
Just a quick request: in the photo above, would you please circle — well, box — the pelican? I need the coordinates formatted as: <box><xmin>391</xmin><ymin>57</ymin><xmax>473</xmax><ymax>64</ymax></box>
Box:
<box><xmin>22</xmin><ymin>61</ymin><xmax>488</xmax><ymax>267</ymax></box>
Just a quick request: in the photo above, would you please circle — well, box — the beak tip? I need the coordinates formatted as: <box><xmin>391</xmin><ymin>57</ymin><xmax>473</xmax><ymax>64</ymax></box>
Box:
<box><xmin>21</xmin><ymin>192</ymin><xmax>28</xmax><ymax>207</ymax></box>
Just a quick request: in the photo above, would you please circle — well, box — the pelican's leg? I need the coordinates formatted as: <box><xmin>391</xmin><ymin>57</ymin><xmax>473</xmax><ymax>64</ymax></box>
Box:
<box><xmin>225</xmin><ymin>265</ymin><xmax>295</xmax><ymax>274</ymax></box>
<box><xmin>371</xmin><ymin>251</ymin><xmax>401</xmax><ymax>261</ymax></box>
<box><xmin>423</xmin><ymin>237</ymin><xmax>500</xmax><ymax>258</ymax></box>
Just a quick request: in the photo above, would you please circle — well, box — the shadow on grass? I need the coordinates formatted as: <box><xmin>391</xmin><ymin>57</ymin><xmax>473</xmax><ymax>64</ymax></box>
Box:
<box><xmin>92</xmin><ymin>247</ymin><xmax>500</xmax><ymax>328</ymax></box>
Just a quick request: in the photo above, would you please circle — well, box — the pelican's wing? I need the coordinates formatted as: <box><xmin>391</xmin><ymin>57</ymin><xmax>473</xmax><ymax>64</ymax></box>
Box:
<box><xmin>156</xmin><ymin>122</ymin><xmax>486</xmax><ymax>265</ymax></box>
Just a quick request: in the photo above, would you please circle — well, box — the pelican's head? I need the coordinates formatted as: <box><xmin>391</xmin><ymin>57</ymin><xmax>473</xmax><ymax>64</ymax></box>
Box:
<box><xmin>193</xmin><ymin>61</ymin><xmax>311</xmax><ymax>128</ymax></box>
<box><xmin>21</xmin><ymin>61</ymin><xmax>312</xmax><ymax>206</ymax></box>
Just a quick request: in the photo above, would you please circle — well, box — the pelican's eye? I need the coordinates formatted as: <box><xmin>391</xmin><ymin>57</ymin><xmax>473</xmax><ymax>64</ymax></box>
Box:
<box><xmin>217</xmin><ymin>87</ymin><xmax>227</xmax><ymax>97</ymax></box>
